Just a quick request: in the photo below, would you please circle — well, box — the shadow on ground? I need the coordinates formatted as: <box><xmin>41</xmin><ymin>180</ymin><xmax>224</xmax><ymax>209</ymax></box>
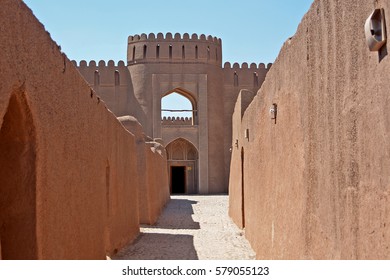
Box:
<box><xmin>143</xmin><ymin>198</ymin><xmax>200</xmax><ymax>230</ymax></box>
<box><xmin>113</xmin><ymin>233</ymin><xmax>198</xmax><ymax>260</ymax></box>
<box><xmin>112</xmin><ymin>198</ymin><xmax>200</xmax><ymax>260</ymax></box>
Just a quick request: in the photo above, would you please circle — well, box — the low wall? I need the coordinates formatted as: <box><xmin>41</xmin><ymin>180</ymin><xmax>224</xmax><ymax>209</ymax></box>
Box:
<box><xmin>119</xmin><ymin>117</ymin><xmax>170</xmax><ymax>225</ymax></box>
<box><xmin>162</xmin><ymin>116</ymin><xmax>193</xmax><ymax>126</ymax></box>
<box><xmin>230</xmin><ymin>0</ymin><xmax>390</xmax><ymax>259</ymax></box>
<box><xmin>228</xmin><ymin>89</ymin><xmax>255</xmax><ymax>229</ymax></box>
<box><xmin>0</xmin><ymin>0</ymin><xmax>168</xmax><ymax>259</ymax></box>
<box><xmin>146</xmin><ymin>141</ymin><xmax>170</xmax><ymax>224</ymax></box>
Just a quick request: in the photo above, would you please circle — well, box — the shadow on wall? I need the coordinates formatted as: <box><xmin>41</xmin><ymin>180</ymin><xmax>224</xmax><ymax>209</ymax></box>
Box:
<box><xmin>112</xmin><ymin>198</ymin><xmax>200</xmax><ymax>260</ymax></box>
<box><xmin>379</xmin><ymin>44</ymin><xmax>388</xmax><ymax>62</ymax></box>
<box><xmin>0</xmin><ymin>91</ymin><xmax>37</xmax><ymax>260</ymax></box>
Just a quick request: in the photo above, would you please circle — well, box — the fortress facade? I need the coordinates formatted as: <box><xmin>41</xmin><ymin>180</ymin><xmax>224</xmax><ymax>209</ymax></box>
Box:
<box><xmin>74</xmin><ymin>33</ymin><xmax>271</xmax><ymax>194</ymax></box>
<box><xmin>2</xmin><ymin>0</ymin><xmax>390</xmax><ymax>260</ymax></box>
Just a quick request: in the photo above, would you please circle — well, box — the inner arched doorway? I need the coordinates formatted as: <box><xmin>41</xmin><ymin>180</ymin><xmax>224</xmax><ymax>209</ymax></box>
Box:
<box><xmin>0</xmin><ymin>92</ymin><xmax>37</xmax><ymax>259</ymax></box>
<box><xmin>166</xmin><ymin>138</ymin><xmax>198</xmax><ymax>194</ymax></box>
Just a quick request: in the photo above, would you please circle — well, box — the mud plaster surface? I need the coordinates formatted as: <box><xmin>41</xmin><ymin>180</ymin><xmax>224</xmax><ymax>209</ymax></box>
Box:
<box><xmin>113</xmin><ymin>195</ymin><xmax>255</xmax><ymax>260</ymax></box>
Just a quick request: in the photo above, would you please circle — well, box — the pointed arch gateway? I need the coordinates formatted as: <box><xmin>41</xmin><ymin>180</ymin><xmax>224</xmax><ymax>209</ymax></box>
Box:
<box><xmin>161</xmin><ymin>88</ymin><xmax>198</xmax><ymax>125</ymax></box>
<box><xmin>166</xmin><ymin>138</ymin><xmax>198</xmax><ymax>194</ymax></box>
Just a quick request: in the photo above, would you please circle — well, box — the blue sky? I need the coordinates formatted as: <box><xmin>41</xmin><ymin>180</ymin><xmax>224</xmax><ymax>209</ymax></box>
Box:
<box><xmin>23</xmin><ymin>0</ymin><xmax>313</xmax><ymax>65</ymax></box>
<box><xmin>162</xmin><ymin>94</ymin><xmax>193</xmax><ymax>118</ymax></box>
<box><xmin>23</xmin><ymin>0</ymin><xmax>313</xmax><ymax>118</ymax></box>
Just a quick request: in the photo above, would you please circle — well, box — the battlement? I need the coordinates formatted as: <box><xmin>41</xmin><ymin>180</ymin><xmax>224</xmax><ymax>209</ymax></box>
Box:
<box><xmin>223</xmin><ymin>62</ymin><xmax>272</xmax><ymax>70</ymax></box>
<box><xmin>223</xmin><ymin>62</ymin><xmax>272</xmax><ymax>88</ymax></box>
<box><xmin>72</xmin><ymin>60</ymin><xmax>126</xmax><ymax>67</ymax></box>
<box><xmin>162</xmin><ymin>116</ymin><xmax>193</xmax><ymax>126</ymax></box>
<box><xmin>127</xmin><ymin>33</ymin><xmax>222</xmax><ymax>66</ymax></box>
<box><xmin>128</xmin><ymin>32</ymin><xmax>221</xmax><ymax>45</ymax></box>
<box><xmin>73</xmin><ymin>60</ymin><xmax>128</xmax><ymax>86</ymax></box>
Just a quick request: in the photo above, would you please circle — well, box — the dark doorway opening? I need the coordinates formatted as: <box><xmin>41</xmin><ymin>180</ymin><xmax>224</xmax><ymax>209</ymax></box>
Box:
<box><xmin>241</xmin><ymin>148</ymin><xmax>245</xmax><ymax>228</ymax></box>
<box><xmin>0</xmin><ymin>93</ymin><xmax>37</xmax><ymax>259</ymax></box>
<box><xmin>171</xmin><ymin>166</ymin><xmax>186</xmax><ymax>194</ymax></box>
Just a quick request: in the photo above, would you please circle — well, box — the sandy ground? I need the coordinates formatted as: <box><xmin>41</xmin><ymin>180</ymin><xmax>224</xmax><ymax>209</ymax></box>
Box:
<box><xmin>113</xmin><ymin>195</ymin><xmax>256</xmax><ymax>260</ymax></box>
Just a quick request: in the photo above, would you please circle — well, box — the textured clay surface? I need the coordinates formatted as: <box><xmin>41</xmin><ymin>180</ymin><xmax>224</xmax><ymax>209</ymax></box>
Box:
<box><xmin>0</xmin><ymin>0</ymin><xmax>169</xmax><ymax>259</ymax></box>
<box><xmin>230</xmin><ymin>0</ymin><xmax>390</xmax><ymax>259</ymax></box>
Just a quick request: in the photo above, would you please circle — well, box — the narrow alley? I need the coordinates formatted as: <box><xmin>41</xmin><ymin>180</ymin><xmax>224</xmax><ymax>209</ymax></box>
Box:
<box><xmin>113</xmin><ymin>195</ymin><xmax>255</xmax><ymax>260</ymax></box>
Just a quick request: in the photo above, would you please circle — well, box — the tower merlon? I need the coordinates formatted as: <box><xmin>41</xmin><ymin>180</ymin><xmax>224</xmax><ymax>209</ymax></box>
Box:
<box><xmin>127</xmin><ymin>32</ymin><xmax>223</xmax><ymax>65</ymax></box>
<box><xmin>128</xmin><ymin>32</ymin><xmax>222</xmax><ymax>44</ymax></box>
<box><xmin>72</xmin><ymin>60</ymin><xmax>126</xmax><ymax>68</ymax></box>
<box><xmin>223</xmin><ymin>62</ymin><xmax>272</xmax><ymax>88</ymax></box>
<box><xmin>223</xmin><ymin>62</ymin><xmax>272</xmax><ymax>70</ymax></box>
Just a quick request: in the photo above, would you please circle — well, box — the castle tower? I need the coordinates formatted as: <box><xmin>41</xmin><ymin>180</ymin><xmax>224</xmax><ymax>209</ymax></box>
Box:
<box><xmin>75</xmin><ymin>32</ymin><xmax>270</xmax><ymax>194</ymax></box>
<box><xmin>127</xmin><ymin>33</ymin><xmax>223</xmax><ymax>194</ymax></box>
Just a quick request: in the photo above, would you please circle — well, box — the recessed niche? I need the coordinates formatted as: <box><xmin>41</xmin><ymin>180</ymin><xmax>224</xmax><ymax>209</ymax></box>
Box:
<box><xmin>365</xmin><ymin>8</ymin><xmax>387</xmax><ymax>52</ymax></box>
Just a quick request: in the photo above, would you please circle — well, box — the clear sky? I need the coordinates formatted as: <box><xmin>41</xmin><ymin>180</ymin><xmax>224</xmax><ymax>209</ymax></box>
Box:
<box><xmin>23</xmin><ymin>0</ymin><xmax>313</xmax><ymax>65</ymax></box>
<box><xmin>23</xmin><ymin>0</ymin><xmax>313</xmax><ymax>118</ymax></box>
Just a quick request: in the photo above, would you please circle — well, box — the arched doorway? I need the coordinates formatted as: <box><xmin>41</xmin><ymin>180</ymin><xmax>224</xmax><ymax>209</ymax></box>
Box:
<box><xmin>166</xmin><ymin>138</ymin><xmax>198</xmax><ymax>194</ymax></box>
<box><xmin>0</xmin><ymin>92</ymin><xmax>37</xmax><ymax>259</ymax></box>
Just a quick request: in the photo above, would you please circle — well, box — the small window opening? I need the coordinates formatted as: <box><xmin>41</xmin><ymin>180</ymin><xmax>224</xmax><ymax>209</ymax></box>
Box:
<box><xmin>143</xmin><ymin>45</ymin><xmax>147</xmax><ymax>59</ymax></box>
<box><xmin>234</xmin><ymin>72</ymin><xmax>239</xmax><ymax>87</ymax></box>
<box><xmin>207</xmin><ymin>46</ymin><xmax>210</xmax><ymax>60</ymax></box>
<box><xmin>169</xmin><ymin>45</ymin><xmax>173</xmax><ymax>59</ymax></box>
<box><xmin>195</xmin><ymin>45</ymin><xmax>198</xmax><ymax>59</ymax></box>
<box><xmin>94</xmin><ymin>70</ymin><xmax>100</xmax><ymax>85</ymax></box>
<box><xmin>132</xmin><ymin>46</ymin><xmax>136</xmax><ymax>61</ymax></box>
<box><xmin>156</xmin><ymin>44</ymin><xmax>160</xmax><ymax>59</ymax></box>
<box><xmin>182</xmin><ymin>45</ymin><xmax>185</xmax><ymax>59</ymax></box>
<box><xmin>253</xmin><ymin>72</ymin><xmax>259</xmax><ymax>87</ymax></box>
<box><xmin>115</xmin><ymin>70</ymin><xmax>120</xmax><ymax>86</ymax></box>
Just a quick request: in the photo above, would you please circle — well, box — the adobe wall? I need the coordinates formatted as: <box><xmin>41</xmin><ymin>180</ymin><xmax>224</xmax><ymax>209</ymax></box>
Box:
<box><xmin>230</xmin><ymin>0</ymin><xmax>390</xmax><ymax>259</ymax></box>
<box><xmin>145</xmin><ymin>140</ymin><xmax>170</xmax><ymax>224</ymax></box>
<box><xmin>222</xmin><ymin>63</ymin><xmax>270</xmax><ymax>192</ymax></box>
<box><xmin>74</xmin><ymin>60</ymin><xmax>141</xmax><ymax>118</ymax></box>
<box><xmin>228</xmin><ymin>89</ymin><xmax>255</xmax><ymax>229</ymax></box>
<box><xmin>119</xmin><ymin>116</ymin><xmax>170</xmax><ymax>225</ymax></box>
<box><xmin>118</xmin><ymin>116</ymin><xmax>151</xmax><ymax>224</ymax></box>
<box><xmin>104</xmin><ymin>119</ymin><xmax>139</xmax><ymax>258</ymax></box>
<box><xmin>0</xmin><ymin>0</ymin><xmax>168</xmax><ymax>259</ymax></box>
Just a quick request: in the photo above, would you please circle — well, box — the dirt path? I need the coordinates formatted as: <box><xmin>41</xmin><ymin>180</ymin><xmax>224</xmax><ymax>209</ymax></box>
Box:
<box><xmin>113</xmin><ymin>195</ymin><xmax>255</xmax><ymax>260</ymax></box>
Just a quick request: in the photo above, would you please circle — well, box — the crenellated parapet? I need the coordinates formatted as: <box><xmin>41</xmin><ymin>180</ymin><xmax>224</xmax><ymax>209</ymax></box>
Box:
<box><xmin>127</xmin><ymin>33</ymin><xmax>222</xmax><ymax>66</ymax></box>
<box><xmin>162</xmin><ymin>116</ymin><xmax>193</xmax><ymax>126</ymax></box>
<box><xmin>72</xmin><ymin>60</ymin><xmax>128</xmax><ymax>87</ymax></box>
<box><xmin>223</xmin><ymin>62</ymin><xmax>272</xmax><ymax>88</ymax></box>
